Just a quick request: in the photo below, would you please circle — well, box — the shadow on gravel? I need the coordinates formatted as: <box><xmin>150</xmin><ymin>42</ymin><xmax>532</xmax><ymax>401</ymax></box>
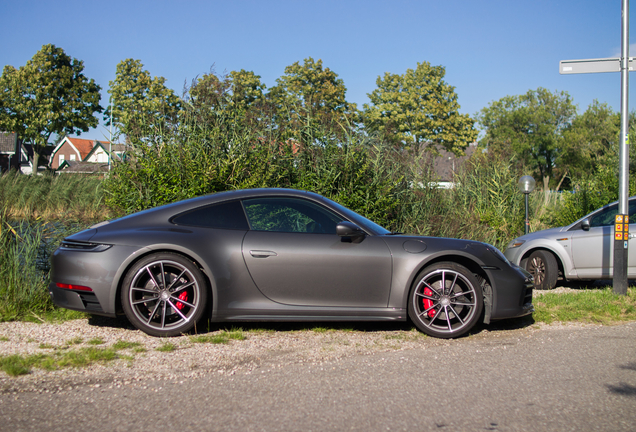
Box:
<box><xmin>84</xmin><ymin>314</ymin><xmax>536</xmax><ymax>339</ymax></box>
<box><xmin>87</xmin><ymin>315</ymin><xmax>136</xmax><ymax>330</ymax></box>
<box><xmin>556</xmin><ymin>279</ymin><xmax>636</xmax><ymax>290</ymax></box>
<box><xmin>606</xmin><ymin>383</ymin><xmax>636</xmax><ymax>397</ymax></box>
<box><xmin>198</xmin><ymin>320</ymin><xmax>416</xmax><ymax>334</ymax></box>
<box><xmin>473</xmin><ymin>315</ymin><xmax>536</xmax><ymax>335</ymax></box>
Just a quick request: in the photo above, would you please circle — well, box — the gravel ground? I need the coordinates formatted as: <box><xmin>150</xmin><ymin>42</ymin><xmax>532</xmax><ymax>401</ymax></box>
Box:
<box><xmin>0</xmin><ymin>317</ymin><xmax>461</xmax><ymax>393</ymax></box>
<box><xmin>0</xmin><ymin>286</ymin><xmax>614</xmax><ymax>393</ymax></box>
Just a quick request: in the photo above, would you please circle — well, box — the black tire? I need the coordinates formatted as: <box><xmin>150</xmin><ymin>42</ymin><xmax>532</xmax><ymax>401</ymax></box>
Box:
<box><xmin>525</xmin><ymin>250</ymin><xmax>558</xmax><ymax>290</ymax></box>
<box><xmin>408</xmin><ymin>262</ymin><xmax>483</xmax><ymax>339</ymax></box>
<box><xmin>121</xmin><ymin>253</ymin><xmax>208</xmax><ymax>337</ymax></box>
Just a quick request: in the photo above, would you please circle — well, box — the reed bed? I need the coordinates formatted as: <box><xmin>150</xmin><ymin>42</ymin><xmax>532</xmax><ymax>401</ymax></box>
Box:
<box><xmin>0</xmin><ymin>173</ymin><xmax>106</xmax><ymax>321</ymax></box>
<box><xmin>0</xmin><ymin>172</ymin><xmax>116</xmax><ymax>222</ymax></box>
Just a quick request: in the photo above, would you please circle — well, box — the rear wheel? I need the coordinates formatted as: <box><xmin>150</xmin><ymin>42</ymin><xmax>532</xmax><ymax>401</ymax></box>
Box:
<box><xmin>122</xmin><ymin>253</ymin><xmax>208</xmax><ymax>337</ymax></box>
<box><xmin>525</xmin><ymin>250</ymin><xmax>558</xmax><ymax>290</ymax></box>
<box><xmin>408</xmin><ymin>262</ymin><xmax>483</xmax><ymax>339</ymax></box>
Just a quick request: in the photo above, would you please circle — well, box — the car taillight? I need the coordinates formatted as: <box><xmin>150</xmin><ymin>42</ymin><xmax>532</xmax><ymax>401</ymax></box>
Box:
<box><xmin>56</xmin><ymin>283</ymin><xmax>93</xmax><ymax>292</ymax></box>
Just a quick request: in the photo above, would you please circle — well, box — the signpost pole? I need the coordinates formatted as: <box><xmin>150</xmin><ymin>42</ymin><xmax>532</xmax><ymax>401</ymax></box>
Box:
<box><xmin>614</xmin><ymin>0</ymin><xmax>630</xmax><ymax>295</ymax></box>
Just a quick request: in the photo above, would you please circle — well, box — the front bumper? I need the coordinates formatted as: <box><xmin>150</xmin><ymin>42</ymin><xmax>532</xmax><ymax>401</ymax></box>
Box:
<box><xmin>489</xmin><ymin>264</ymin><xmax>534</xmax><ymax>320</ymax></box>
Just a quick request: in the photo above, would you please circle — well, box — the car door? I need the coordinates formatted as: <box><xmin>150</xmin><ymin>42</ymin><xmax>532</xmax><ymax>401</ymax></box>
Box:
<box><xmin>241</xmin><ymin>197</ymin><xmax>392</xmax><ymax>308</ymax></box>
<box><xmin>571</xmin><ymin>200</ymin><xmax>636</xmax><ymax>278</ymax></box>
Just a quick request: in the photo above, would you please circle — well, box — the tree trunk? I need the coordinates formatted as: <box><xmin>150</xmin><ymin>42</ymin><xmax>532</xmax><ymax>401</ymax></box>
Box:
<box><xmin>32</xmin><ymin>151</ymin><xmax>40</xmax><ymax>175</ymax></box>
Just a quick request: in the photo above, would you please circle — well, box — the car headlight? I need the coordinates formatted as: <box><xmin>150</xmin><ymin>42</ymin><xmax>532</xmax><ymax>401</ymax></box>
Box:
<box><xmin>507</xmin><ymin>239</ymin><xmax>525</xmax><ymax>249</ymax></box>
<box><xmin>60</xmin><ymin>240</ymin><xmax>112</xmax><ymax>252</ymax></box>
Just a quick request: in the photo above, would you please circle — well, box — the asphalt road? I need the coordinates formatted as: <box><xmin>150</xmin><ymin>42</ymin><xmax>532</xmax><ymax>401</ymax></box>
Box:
<box><xmin>2</xmin><ymin>322</ymin><xmax>635</xmax><ymax>432</ymax></box>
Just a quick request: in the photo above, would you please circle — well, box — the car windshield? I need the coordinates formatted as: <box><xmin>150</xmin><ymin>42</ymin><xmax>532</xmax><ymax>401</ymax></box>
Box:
<box><xmin>319</xmin><ymin>196</ymin><xmax>391</xmax><ymax>235</ymax></box>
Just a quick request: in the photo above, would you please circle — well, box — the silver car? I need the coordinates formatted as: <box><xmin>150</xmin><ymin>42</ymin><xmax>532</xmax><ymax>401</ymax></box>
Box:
<box><xmin>504</xmin><ymin>197</ymin><xmax>636</xmax><ymax>290</ymax></box>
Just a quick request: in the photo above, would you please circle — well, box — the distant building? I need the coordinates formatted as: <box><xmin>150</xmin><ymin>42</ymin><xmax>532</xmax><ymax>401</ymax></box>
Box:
<box><xmin>431</xmin><ymin>143</ymin><xmax>477</xmax><ymax>188</ymax></box>
<box><xmin>0</xmin><ymin>132</ymin><xmax>20</xmax><ymax>173</ymax></box>
<box><xmin>50</xmin><ymin>136</ymin><xmax>127</xmax><ymax>173</ymax></box>
<box><xmin>0</xmin><ymin>132</ymin><xmax>39</xmax><ymax>174</ymax></box>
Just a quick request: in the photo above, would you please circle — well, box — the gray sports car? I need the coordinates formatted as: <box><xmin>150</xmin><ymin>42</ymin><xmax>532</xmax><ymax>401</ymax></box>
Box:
<box><xmin>50</xmin><ymin>188</ymin><xmax>534</xmax><ymax>339</ymax></box>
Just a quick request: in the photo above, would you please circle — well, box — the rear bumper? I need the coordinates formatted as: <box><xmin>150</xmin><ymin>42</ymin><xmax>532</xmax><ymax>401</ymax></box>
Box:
<box><xmin>48</xmin><ymin>283</ymin><xmax>115</xmax><ymax>317</ymax></box>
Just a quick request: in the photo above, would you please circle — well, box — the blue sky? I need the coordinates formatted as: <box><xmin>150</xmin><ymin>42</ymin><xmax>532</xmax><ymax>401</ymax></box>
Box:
<box><xmin>1</xmin><ymin>0</ymin><xmax>634</xmax><ymax>140</ymax></box>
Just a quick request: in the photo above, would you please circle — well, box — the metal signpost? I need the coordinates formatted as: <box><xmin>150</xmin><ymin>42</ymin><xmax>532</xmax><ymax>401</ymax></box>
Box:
<box><xmin>560</xmin><ymin>0</ymin><xmax>631</xmax><ymax>295</ymax></box>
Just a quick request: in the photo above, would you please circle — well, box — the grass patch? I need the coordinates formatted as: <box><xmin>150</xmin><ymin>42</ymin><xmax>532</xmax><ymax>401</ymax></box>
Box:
<box><xmin>533</xmin><ymin>287</ymin><xmax>636</xmax><ymax>324</ymax></box>
<box><xmin>0</xmin><ymin>347</ymin><xmax>119</xmax><ymax>376</ymax></box>
<box><xmin>156</xmin><ymin>342</ymin><xmax>177</xmax><ymax>352</ymax></box>
<box><xmin>190</xmin><ymin>329</ymin><xmax>245</xmax><ymax>344</ymax></box>
<box><xmin>112</xmin><ymin>340</ymin><xmax>142</xmax><ymax>350</ymax></box>
<box><xmin>0</xmin><ymin>338</ymin><xmax>152</xmax><ymax>377</ymax></box>
<box><xmin>0</xmin><ymin>336</ymin><xmax>9</xmax><ymax>342</ymax></box>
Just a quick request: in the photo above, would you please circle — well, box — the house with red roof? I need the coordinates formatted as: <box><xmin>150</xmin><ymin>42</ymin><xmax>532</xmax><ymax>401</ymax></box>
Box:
<box><xmin>50</xmin><ymin>136</ymin><xmax>127</xmax><ymax>172</ymax></box>
<box><xmin>50</xmin><ymin>137</ymin><xmax>100</xmax><ymax>169</ymax></box>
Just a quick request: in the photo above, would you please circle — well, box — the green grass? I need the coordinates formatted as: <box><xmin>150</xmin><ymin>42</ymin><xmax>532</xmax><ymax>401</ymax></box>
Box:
<box><xmin>155</xmin><ymin>342</ymin><xmax>177</xmax><ymax>352</ymax></box>
<box><xmin>0</xmin><ymin>347</ymin><xmax>119</xmax><ymax>376</ymax></box>
<box><xmin>66</xmin><ymin>337</ymin><xmax>83</xmax><ymax>345</ymax></box>
<box><xmin>0</xmin><ymin>338</ymin><xmax>150</xmax><ymax>377</ymax></box>
<box><xmin>533</xmin><ymin>287</ymin><xmax>636</xmax><ymax>324</ymax></box>
<box><xmin>190</xmin><ymin>329</ymin><xmax>246</xmax><ymax>344</ymax></box>
<box><xmin>112</xmin><ymin>340</ymin><xmax>142</xmax><ymax>350</ymax></box>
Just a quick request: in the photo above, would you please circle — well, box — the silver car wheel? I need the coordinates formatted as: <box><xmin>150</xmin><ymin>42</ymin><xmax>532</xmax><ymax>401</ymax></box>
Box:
<box><xmin>408</xmin><ymin>262</ymin><xmax>483</xmax><ymax>338</ymax></box>
<box><xmin>526</xmin><ymin>250</ymin><xmax>558</xmax><ymax>290</ymax></box>
<box><xmin>122</xmin><ymin>254</ymin><xmax>208</xmax><ymax>337</ymax></box>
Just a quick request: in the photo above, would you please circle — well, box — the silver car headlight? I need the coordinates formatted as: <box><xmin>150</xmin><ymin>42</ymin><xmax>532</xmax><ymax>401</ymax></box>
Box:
<box><xmin>507</xmin><ymin>239</ymin><xmax>525</xmax><ymax>249</ymax></box>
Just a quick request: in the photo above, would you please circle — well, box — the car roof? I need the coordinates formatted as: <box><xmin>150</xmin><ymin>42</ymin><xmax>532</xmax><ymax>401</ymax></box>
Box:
<box><xmin>99</xmin><ymin>188</ymin><xmax>335</xmax><ymax>228</ymax></box>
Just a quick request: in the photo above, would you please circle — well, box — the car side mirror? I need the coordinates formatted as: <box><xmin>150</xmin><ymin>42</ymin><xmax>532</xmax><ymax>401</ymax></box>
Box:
<box><xmin>581</xmin><ymin>218</ymin><xmax>590</xmax><ymax>231</ymax></box>
<box><xmin>336</xmin><ymin>221</ymin><xmax>365</xmax><ymax>239</ymax></box>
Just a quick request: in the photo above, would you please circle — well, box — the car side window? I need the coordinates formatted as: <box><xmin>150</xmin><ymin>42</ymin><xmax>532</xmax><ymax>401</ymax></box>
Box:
<box><xmin>242</xmin><ymin>197</ymin><xmax>342</xmax><ymax>234</ymax></box>
<box><xmin>171</xmin><ymin>200</ymin><xmax>249</xmax><ymax>230</ymax></box>
<box><xmin>589</xmin><ymin>204</ymin><xmax>618</xmax><ymax>228</ymax></box>
<box><xmin>589</xmin><ymin>200</ymin><xmax>636</xmax><ymax>228</ymax></box>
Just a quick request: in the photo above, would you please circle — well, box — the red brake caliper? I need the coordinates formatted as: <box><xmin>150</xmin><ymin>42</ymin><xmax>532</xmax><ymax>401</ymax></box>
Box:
<box><xmin>176</xmin><ymin>291</ymin><xmax>188</xmax><ymax>310</ymax></box>
<box><xmin>423</xmin><ymin>287</ymin><xmax>436</xmax><ymax>318</ymax></box>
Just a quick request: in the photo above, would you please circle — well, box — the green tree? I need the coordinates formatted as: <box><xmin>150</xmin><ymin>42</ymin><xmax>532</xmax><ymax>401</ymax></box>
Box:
<box><xmin>229</xmin><ymin>69</ymin><xmax>266</xmax><ymax>109</ymax></box>
<box><xmin>186</xmin><ymin>69</ymin><xmax>266</xmax><ymax>115</ymax></box>
<box><xmin>362</xmin><ymin>61</ymin><xmax>477</xmax><ymax>155</ymax></box>
<box><xmin>105</xmin><ymin>59</ymin><xmax>180</xmax><ymax>144</ymax></box>
<box><xmin>0</xmin><ymin>44</ymin><xmax>102</xmax><ymax>171</ymax></box>
<box><xmin>268</xmin><ymin>57</ymin><xmax>356</xmax><ymax>139</ymax></box>
<box><xmin>477</xmin><ymin>88</ymin><xmax>577</xmax><ymax>191</ymax></box>
<box><xmin>561</xmin><ymin>101</ymin><xmax>620</xmax><ymax>183</ymax></box>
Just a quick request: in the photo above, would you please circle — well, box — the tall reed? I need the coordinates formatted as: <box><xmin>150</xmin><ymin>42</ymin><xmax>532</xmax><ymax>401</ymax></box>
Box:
<box><xmin>0</xmin><ymin>172</ymin><xmax>115</xmax><ymax>222</ymax></box>
<box><xmin>0</xmin><ymin>213</ymin><xmax>53</xmax><ymax>319</ymax></box>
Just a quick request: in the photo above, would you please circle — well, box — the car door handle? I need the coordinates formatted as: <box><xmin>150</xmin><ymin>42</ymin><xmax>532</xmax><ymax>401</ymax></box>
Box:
<box><xmin>249</xmin><ymin>250</ymin><xmax>278</xmax><ymax>258</ymax></box>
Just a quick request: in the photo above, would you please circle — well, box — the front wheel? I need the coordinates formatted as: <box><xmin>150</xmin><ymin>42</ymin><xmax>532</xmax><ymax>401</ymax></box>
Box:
<box><xmin>121</xmin><ymin>253</ymin><xmax>208</xmax><ymax>337</ymax></box>
<box><xmin>525</xmin><ymin>250</ymin><xmax>558</xmax><ymax>290</ymax></box>
<box><xmin>408</xmin><ymin>262</ymin><xmax>483</xmax><ymax>339</ymax></box>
